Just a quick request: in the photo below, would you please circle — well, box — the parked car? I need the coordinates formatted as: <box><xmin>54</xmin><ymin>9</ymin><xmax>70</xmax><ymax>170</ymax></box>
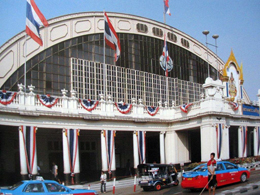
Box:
<box><xmin>138</xmin><ymin>163</ymin><xmax>179</xmax><ymax>191</ymax></box>
<box><xmin>0</xmin><ymin>178</ymin><xmax>98</xmax><ymax>195</ymax></box>
<box><xmin>181</xmin><ymin>161</ymin><xmax>250</xmax><ymax>190</ymax></box>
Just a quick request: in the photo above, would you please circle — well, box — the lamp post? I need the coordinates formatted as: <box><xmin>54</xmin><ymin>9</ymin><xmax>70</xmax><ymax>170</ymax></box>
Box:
<box><xmin>202</xmin><ymin>31</ymin><xmax>219</xmax><ymax>80</ymax></box>
<box><xmin>212</xmin><ymin>34</ymin><xmax>219</xmax><ymax>80</ymax></box>
<box><xmin>202</xmin><ymin>30</ymin><xmax>210</xmax><ymax>78</ymax></box>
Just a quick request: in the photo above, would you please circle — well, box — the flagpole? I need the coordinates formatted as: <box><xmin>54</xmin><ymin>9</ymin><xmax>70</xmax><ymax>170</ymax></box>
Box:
<box><xmin>24</xmin><ymin>34</ymin><xmax>27</xmax><ymax>92</ymax></box>
<box><xmin>163</xmin><ymin>1</ymin><xmax>169</xmax><ymax>105</ymax></box>
<box><xmin>103</xmin><ymin>11</ymin><xmax>106</xmax><ymax>97</ymax></box>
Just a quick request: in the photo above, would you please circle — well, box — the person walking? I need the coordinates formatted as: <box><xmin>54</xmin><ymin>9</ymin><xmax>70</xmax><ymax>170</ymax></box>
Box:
<box><xmin>207</xmin><ymin>152</ymin><xmax>217</xmax><ymax>195</ymax></box>
<box><xmin>100</xmin><ymin>171</ymin><xmax>107</xmax><ymax>193</ymax></box>
<box><xmin>52</xmin><ymin>162</ymin><xmax>60</xmax><ymax>183</ymax></box>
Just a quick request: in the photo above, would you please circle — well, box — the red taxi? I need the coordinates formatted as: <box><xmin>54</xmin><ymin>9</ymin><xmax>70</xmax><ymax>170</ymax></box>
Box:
<box><xmin>181</xmin><ymin>161</ymin><xmax>250</xmax><ymax>190</ymax></box>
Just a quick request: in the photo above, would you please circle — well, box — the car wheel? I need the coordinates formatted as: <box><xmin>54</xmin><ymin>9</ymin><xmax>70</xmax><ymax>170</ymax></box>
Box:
<box><xmin>143</xmin><ymin>187</ymin><xmax>149</xmax><ymax>191</ymax></box>
<box><xmin>240</xmin><ymin>173</ymin><xmax>247</xmax><ymax>182</ymax></box>
<box><xmin>155</xmin><ymin>184</ymin><xmax>161</xmax><ymax>191</ymax></box>
<box><xmin>174</xmin><ymin>179</ymin><xmax>179</xmax><ymax>186</ymax></box>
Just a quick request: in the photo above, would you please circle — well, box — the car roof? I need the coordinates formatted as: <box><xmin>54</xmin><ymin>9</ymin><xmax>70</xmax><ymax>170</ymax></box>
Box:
<box><xmin>22</xmin><ymin>180</ymin><xmax>59</xmax><ymax>183</ymax></box>
<box><xmin>138</xmin><ymin>163</ymin><xmax>176</xmax><ymax>168</ymax></box>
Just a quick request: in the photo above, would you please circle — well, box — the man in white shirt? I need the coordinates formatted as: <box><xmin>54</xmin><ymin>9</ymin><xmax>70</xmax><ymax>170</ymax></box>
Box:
<box><xmin>100</xmin><ymin>171</ymin><xmax>107</xmax><ymax>193</ymax></box>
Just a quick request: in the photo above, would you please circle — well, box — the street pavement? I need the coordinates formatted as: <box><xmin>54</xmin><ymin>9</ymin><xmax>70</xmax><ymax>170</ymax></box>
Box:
<box><xmin>68</xmin><ymin>170</ymin><xmax>260</xmax><ymax>195</ymax></box>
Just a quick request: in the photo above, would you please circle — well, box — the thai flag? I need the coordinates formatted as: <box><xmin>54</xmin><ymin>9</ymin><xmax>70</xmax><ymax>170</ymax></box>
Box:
<box><xmin>229</xmin><ymin>101</ymin><xmax>239</xmax><ymax>111</ymax></box>
<box><xmin>79</xmin><ymin>99</ymin><xmax>99</xmax><ymax>112</ymax></box>
<box><xmin>164</xmin><ymin>0</ymin><xmax>171</xmax><ymax>16</ymax></box>
<box><xmin>216</xmin><ymin>124</ymin><xmax>223</xmax><ymax>159</ymax></box>
<box><xmin>180</xmin><ymin>103</ymin><xmax>193</xmax><ymax>113</ymax></box>
<box><xmin>162</xmin><ymin>34</ymin><xmax>170</xmax><ymax>76</ymax></box>
<box><xmin>241</xmin><ymin>126</ymin><xmax>247</xmax><ymax>157</ymax></box>
<box><xmin>20</xmin><ymin>126</ymin><xmax>37</xmax><ymax>175</ymax></box>
<box><xmin>257</xmin><ymin>127</ymin><xmax>260</xmax><ymax>154</ymax></box>
<box><xmin>104</xmin><ymin>12</ymin><xmax>121</xmax><ymax>61</ymax></box>
<box><xmin>137</xmin><ymin>131</ymin><xmax>146</xmax><ymax>164</ymax></box>
<box><xmin>37</xmin><ymin>94</ymin><xmax>59</xmax><ymax>108</ymax></box>
<box><xmin>0</xmin><ymin>90</ymin><xmax>17</xmax><ymax>105</ymax></box>
<box><xmin>105</xmin><ymin>130</ymin><xmax>115</xmax><ymax>173</ymax></box>
<box><xmin>68</xmin><ymin>129</ymin><xmax>79</xmax><ymax>175</ymax></box>
<box><xmin>26</xmin><ymin>0</ymin><xmax>48</xmax><ymax>46</ymax></box>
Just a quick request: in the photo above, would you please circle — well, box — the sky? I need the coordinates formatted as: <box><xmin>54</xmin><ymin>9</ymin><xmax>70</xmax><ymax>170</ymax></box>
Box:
<box><xmin>0</xmin><ymin>0</ymin><xmax>259</xmax><ymax>101</ymax></box>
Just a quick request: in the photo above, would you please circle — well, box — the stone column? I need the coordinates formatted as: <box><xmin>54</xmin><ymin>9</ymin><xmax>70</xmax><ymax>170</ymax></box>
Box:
<box><xmin>165</xmin><ymin>131</ymin><xmax>178</xmax><ymax>164</ymax></box>
<box><xmin>19</xmin><ymin>126</ymin><xmax>28</xmax><ymax>180</ymax></box>
<box><xmin>133</xmin><ymin>131</ymin><xmax>139</xmax><ymax>174</ymax></box>
<box><xmin>200</xmin><ymin>123</ymin><xmax>216</xmax><ymax>162</ymax></box>
<box><xmin>160</xmin><ymin>131</ymin><xmax>165</xmax><ymax>164</ymax></box>
<box><xmin>254</xmin><ymin>127</ymin><xmax>260</xmax><ymax>156</ymax></box>
<box><xmin>220</xmin><ymin>125</ymin><xmax>230</xmax><ymax>160</ymax></box>
<box><xmin>111</xmin><ymin>133</ymin><xmax>116</xmax><ymax>178</ymax></box>
<box><xmin>62</xmin><ymin>129</ymin><xmax>70</xmax><ymax>185</ymax></box>
<box><xmin>101</xmin><ymin>130</ymin><xmax>108</xmax><ymax>172</ymax></box>
<box><xmin>74</xmin><ymin>130</ymin><xmax>80</xmax><ymax>184</ymax></box>
<box><xmin>238</xmin><ymin>126</ymin><xmax>247</xmax><ymax>158</ymax></box>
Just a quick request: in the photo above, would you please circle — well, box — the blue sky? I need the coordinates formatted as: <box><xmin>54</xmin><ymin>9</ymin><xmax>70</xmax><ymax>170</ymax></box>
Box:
<box><xmin>0</xmin><ymin>0</ymin><xmax>259</xmax><ymax>101</ymax></box>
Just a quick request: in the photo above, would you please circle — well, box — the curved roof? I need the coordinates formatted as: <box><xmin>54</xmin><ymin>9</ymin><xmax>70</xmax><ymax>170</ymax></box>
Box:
<box><xmin>0</xmin><ymin>12</ymin><xmax>224</xmax><ymax>87</ymax></box>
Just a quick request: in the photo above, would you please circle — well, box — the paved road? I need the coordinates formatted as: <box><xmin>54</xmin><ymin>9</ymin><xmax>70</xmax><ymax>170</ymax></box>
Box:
<box><xmin>101</xmin><ymin>170</ymin><xmax>260</xmax><ymax>195</ymax></box>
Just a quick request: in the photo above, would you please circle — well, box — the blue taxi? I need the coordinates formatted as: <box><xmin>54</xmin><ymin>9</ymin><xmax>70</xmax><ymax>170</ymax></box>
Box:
<box><xmin>0</xmin><ymin>179</ymin><xmax>98</xmax><ymax>195</ymax></box>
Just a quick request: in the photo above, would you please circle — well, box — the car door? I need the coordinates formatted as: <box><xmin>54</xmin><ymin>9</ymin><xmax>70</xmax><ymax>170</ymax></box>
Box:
<box><xmin>22</xmin><ymin>183</ymin><xmax>46</xmax><ymax>195</ymax></box>
<box><xmin>215</xmin><ymin>163</ymin><xmax>229</xmax><ymax>186</ymax></box>
<box><xmin>223</xmin><ymin>162</ymin><xmax>239</xmax><ymax>184</ymax></box>
<box><xmin>43</xmin><ymin>182</ymin><xmax>70</xmax><ymax>194</ymax></box>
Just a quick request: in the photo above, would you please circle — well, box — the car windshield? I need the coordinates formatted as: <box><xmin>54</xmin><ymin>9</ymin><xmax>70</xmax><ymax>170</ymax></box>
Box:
<box><xmin>192</xmin><ymin>165</ymin><xmax>207</xmax><ymax>172</ymax></box>
<box><xmin>8</xmin><ymin>181</ymin><xmax>24</xmax><ymax>190</ymax></box>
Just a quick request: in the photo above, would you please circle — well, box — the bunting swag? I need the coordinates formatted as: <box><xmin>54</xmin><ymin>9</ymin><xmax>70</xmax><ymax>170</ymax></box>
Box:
<box><xmin>65</xmin><ymin>129</ymin><xmax>79</xmax><ymax>184</ymax></box>
<box><xmin>115</xmin><ymin>102</ymin><xmax>132</xmax><ymax>114</ymax></box>
<box><xmin>79</xmin><ymin>99</ymin><xmax>99</xmax><ymax>112</ymax></box>
<box><xmin>137</xmin><ymin>131</ymin><xmax>146</xmax><ymax>164</ymax></box>
<box><xmin>104</xmin><ymin>130</ymin><xmax>115</xmax><ymax>174</ymax></box>
<box><xmin>216</xmin><ymin>124</ymin><xmax>223</xmax><ymax>159</ymax></box>
<box><xmin>20</xmin><ymin>126</ymin><xmax>37</xmax><ymax>175</ymax></box>
<box><xmin>229</xmin><ymin>101</ymin><xmax>239</xmax><ymax>111</ymax></box>
<box><xmin>146</xmin><ymin>106</ymin><xmax>159</xmax><ymax>116</ymax></box>
<box><xmin>241</xmin><ymin>126</ymin><xmax>247</xmax><ymax>157</ymax></box>
<box><xmin>180</xmin><ymin>103</ymin><xmax>193</xmax><ymax>113</ymax></box>
<box><xmin>0</xmin><ymin>90</ymin><xmax>17</xmax><ymax>105</ymax></box>
<box><xmin>37</xmin><ymin>94</ymin><xmax>59</xmax><ymax>108</ymax></box>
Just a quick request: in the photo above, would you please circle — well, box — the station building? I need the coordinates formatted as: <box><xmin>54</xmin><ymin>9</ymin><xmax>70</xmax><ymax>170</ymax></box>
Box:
<box><xmin>0</xmin><ymin>12</ymin><xmax>259</xmax><ymax>185</ymax></box>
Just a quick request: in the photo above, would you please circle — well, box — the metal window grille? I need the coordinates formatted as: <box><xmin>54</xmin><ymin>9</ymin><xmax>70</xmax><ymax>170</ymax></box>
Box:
<box><xmin>71</xmin><ymin>58</ymin><xmax>204</xmax><ymax>106</ymax></box>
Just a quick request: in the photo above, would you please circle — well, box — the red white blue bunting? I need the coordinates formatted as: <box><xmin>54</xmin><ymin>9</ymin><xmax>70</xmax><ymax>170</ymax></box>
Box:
<box><xmin>20</xmin><ymin>126</ymin><xmax>37</xmax><ymax>175</ymax></box>
<box><xmin>37</xmin><ymin>94</ymin><xmax>59</xmax><ymax>108</ymax></box>
<box><xmin>257</xmin><ymin>127</ymin><xmax>260</xmax><ymax>154</ymax></box>
<box><xmin>79</xmin><ymin>99</ymin><xmax>99</xmax><ymax>112</ymax></box>
<box><xmin>216</xmin><ymin>124</ymin><xmax>223</xmax><ymax>159</ymax></box>
<box><xmin>137</xmin><ymin>131</ymin><xmax>146</xmax><ymax>164</ymax></box>
<box><xmin>0</xmin><ymin>90</ymin><xmax>17</xmax><ymax>105</ymax></box>
<box><xmin>241</xmin><ymin>126</ymin><xmax>247</xmax><ymax>157</ymax></box>
<box><xmin>104</xmin><ymin>130</ymin><xmax>115</xmax><ymax>174</ymax></box>
<box><xmin>180</xmin><ymin>103</ymin><xmax>193</xmax><ymax>113</ymax></box>
<box><xmin>146</xmin><ymin>106</ymin><xmax>159</xmax><ymax>116</ymax></box>
<box><xmin>229</xmin><ymin>101</ymin><xmax>239</xmax><ymax>111</ymax></box>
<box><xmin>65</xmin><ymin>129</ymin><xmax>79</xmax><ymax>184</ymax></box>
<box><xmin>115</xmin><ymin>102</ymin><xmax>132</xmax><ymax>114</ymax></box>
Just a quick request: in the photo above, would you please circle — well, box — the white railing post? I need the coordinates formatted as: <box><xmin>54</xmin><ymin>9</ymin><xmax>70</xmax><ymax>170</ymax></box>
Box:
<box><xmin>61</xmin><ymin>89</ymin><xmax>69</xmax><ymax>113</ymax></box>
<box><xmin>99</xmin><ymin>94</ymin><xmax>106</xmax><ymax>116</ymax></box>
<box><xmin>69</xmin><ymin>89</ymin><xmax>78</xmax><ymax>114</ymax></box>
<box><xmin>26</xmin><ymin>84</ymin><xmax>36</xmax><ymax>111</ymax></box>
